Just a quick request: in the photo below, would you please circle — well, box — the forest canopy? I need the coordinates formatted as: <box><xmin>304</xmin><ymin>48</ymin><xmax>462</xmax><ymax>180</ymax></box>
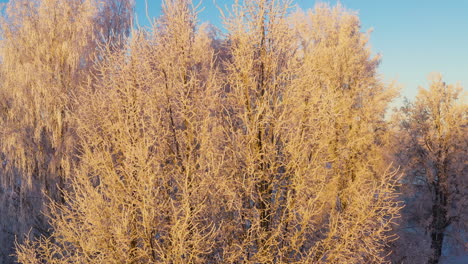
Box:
<box><xmin>0</xmin><ymin>0</ymin><xmax>465</xmax><ymax>263</ymax></box>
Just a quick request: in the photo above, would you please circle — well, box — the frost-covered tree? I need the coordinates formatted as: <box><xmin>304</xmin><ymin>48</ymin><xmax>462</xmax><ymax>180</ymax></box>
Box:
<box><xmin>0</xmin><ymin>0</ymin><xmax>133</xmax><ymax>262</ymax></box>
<box><xmin>13</xmin><ymin>1</ymin><xmax>404</xmax><ymax>263</ymax></box>
<box><xmin>16</xmin><ymin>0</ymin><xmax>220</xmax><ymax>262</ymax></box>
<box><xmin>212</xmin><ymin>1</ymin><xmax>401</xmax><ymax>262</ymax></box>
<box><xmin>220</xmin><ymin>0</ymin><xmax>296</xmax><ymax>261</ymax></box>
<box><xmin>282</xmin><ymin>4</ymin><xmax>401</xmax><ymax>263</ymax></box>
<box><xmin>392</xmin><ymin>74</ymin><xmax>467</xmax><ymax>264</ymax></box>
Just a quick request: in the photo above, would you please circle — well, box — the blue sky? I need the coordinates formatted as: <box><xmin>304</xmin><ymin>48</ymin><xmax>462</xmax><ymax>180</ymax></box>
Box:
<box><xmin>1</xmin><ymin>0</ymin><xmax>465</xmax><ymax>100</ymax></box>
<box><xmin>135</xmin><ymin>0</ymin><xmax>468</xmax><ymax>101</ymax></box>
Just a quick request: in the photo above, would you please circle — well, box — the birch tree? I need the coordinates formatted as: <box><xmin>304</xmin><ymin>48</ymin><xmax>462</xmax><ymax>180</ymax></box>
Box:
<box><xmin>13</xmin><ymin>1</ymin><xmax>404</xmax><ymax>263</ymax></box>
<box><xmin>283</xmin><ymin>4</ymin><xmax>401</xmax><ymax>263</ymax></box>
<box><xmin>16</xmin><ymin>0</ymin><xmax>221</xmax><ymax>262</ymax></box>
<box><xmin>392</xmin><ymin>74</ymin><xmax>467</xmax><ymax>264</ymax></box>
<box><xmin>0</xmin><ymin>0</ymin><xmax>133</xmax><ymax>262</ymax></box>
<box><xmin>217</xmin><ymin>0</ymin><xmax>299</xmax><ymax>261</ymax></box>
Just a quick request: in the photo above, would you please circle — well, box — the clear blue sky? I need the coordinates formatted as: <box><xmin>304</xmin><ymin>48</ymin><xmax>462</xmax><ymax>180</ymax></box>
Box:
<box><xmin>135</xmin><ymin>0</ymin><xmax>468</xmax><ymax>101</ymax></box>
<box><xmin>1</xmin><ymin>0</ymin><xmax>465</xmax><ymax>100</ymax></box>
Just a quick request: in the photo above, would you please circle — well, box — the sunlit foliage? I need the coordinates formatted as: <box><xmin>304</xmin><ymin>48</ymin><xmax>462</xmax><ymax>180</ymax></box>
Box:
<box><xmin>0</xmin><ymin>0</ymin><xmax>463</xmax><ymax>263</ymax></box>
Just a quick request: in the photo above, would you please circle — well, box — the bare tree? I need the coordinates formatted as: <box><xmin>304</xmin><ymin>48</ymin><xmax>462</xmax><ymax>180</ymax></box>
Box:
<box><xmin>0</xmin><ymin>0</ymin><xmax>133</xmax><ymax>262</ymax></box>
<box><xmin>281</xmin><ymin>4</ymin><xmax>402</xmax><ymax>263</ymax></box>
<box><xmin>16</xmin><ymin>0</ymin><xmax>221</xmax><ymax>262</ymax></box>
<box><xmin>392</xmin><ymin>73</ymin><xmax>467</xmax><ymax>264</ymax></box>
<box><xmin>13</xmin><ymin>1</ymin><xmax>404</xmax><ymax>263</ymax></box>
<box><xmin>217</xmin><ymin>0</ymin><xmax>300</xmax><ymax>261</ymax></box>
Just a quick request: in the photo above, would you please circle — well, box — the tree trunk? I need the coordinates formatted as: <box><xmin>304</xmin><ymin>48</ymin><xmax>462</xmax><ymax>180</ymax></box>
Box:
<box><xmin>428</xmin><ymin>184</ymin><xmax>447</xmax><ymax>264</ymax></box>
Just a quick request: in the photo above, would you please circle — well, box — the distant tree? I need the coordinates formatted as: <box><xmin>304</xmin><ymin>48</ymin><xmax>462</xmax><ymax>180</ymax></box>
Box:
<box><xmin>94</xmin><ymin>0</ymin><xmax>134</xmax><ymax>45</ymax></box>
<box><xmin>392</xmin><ymin>74</ymin><xmax>467</xmax><ymax>264</ymax></box>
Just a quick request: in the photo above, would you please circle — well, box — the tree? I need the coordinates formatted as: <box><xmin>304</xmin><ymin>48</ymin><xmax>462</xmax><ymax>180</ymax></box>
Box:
<box><xmin>218</xmin><ymin>0</ymin><xmax>298</xmax><ymax>261</ymax></box>
<box><xmin>16</xmin><ymin>0</ymin><xmax>221</xmax><ymax>262</ymax></box>
<box><xmin>14</xmin><ymin>1</ymin><xmax>404</xmax><ymax>263</ymax></box>
<box><xmin>283</xmin><ymin>4</ymin><xmax>401</xmax><ymax>263</ymax></box>
<box><xmin>0</xmin><ymin>0</ymin><xmax>133</xmax><ymax>262</ymax></box>
<box><xmin>214</xmin><ymin>1</ymin><xmax>401</xmax><ymax>262</ymax></box>
<box><xmin>392</xmin><ymin>73</ymin><xmax>467</xmax><ymax>264</ymax></box>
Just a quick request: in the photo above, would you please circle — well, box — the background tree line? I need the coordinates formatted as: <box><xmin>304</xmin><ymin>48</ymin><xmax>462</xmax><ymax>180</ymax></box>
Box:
<box><xmin>0</xmin><ymin>0</ymin><xmax>465</xmax><ymax>263</ymax></box>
